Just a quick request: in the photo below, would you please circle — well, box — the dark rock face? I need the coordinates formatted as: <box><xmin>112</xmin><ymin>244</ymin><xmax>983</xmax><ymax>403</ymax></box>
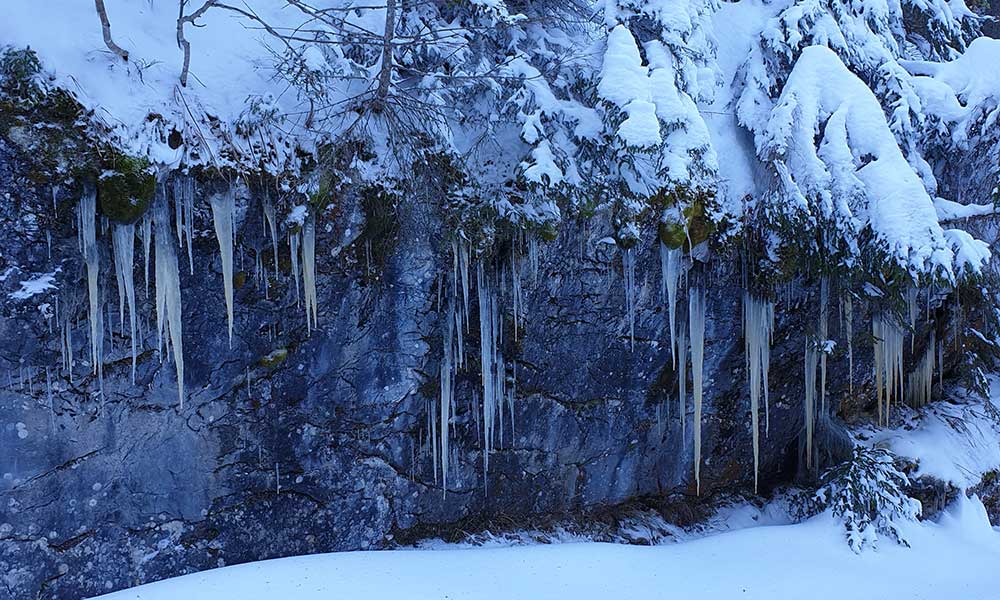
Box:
<box><xmin>0</xmin><ymin>133</ymin><xmax>855</xmax><ymax>598</ymax></box>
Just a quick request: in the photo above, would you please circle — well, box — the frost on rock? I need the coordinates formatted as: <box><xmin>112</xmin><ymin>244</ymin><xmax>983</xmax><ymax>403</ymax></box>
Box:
<box><xmin>153</xmin><ymin>185</ymin><xmax>185</xmax><ymax>406</ymax></box>
<box><xmin>112</xmin><ymin>223</ymin><xmax>138</xmax><ymax>381</ymax></box>
<box><xmin>78</xmin><ymin>189</ymin><xmax>103</xmax><ymax>388</ymax></box>
<box><xmin>210</xmin><ymin>190</ymin><xmax>236</xmax><ymax>345</ymax></box>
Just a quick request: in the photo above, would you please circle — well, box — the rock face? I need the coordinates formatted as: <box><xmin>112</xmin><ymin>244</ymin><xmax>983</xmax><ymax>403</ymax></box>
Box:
<box><xmin>0</xmin><ymin>131</ymin><xmax>863</xmax><ymax>598</ymax></box>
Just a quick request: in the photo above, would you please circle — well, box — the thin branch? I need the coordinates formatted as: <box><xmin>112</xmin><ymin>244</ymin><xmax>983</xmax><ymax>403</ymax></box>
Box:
<box><xmin>94</xmin><ymin>0</ymin><xmax>129</xmax><ymax>61</ymax></box>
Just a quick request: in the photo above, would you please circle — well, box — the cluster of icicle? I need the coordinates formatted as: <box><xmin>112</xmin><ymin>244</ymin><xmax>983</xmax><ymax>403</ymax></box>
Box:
<box><xmin>431</xmin><ymin>238</ymin><xmax>528</xmax><ymax>495</ymax></box>
<box><xmin>69</xmin><ymin>170</ymin><xmax>330</xmax><ymax>408</ymax></box>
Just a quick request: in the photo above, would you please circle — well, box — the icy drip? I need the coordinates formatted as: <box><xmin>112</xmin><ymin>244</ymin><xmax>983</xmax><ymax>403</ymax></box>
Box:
<box><xmin>743</xmin><ymin>293</ymin><xmax>774</xmax><ymax>492</ymax></box>
<box><xmin>439</xmin><ymin>298</ymin><xmax>455</xmax><ymax>495</ymax></box>
<box><xmin>689</xmin><ymin>283</ymin><xmax>706</xmax><ymax>494</ymax></box>
<box><xmin>872</xmin><ymin>315</ymin><xmax>904</xmax><ymax>426</ymax></box>
<box><xmin>844</xmin><ymin>295</ymin><xmax>853</xmax><ymax>395</ymax></box>
<box><xmin>477</xmin><ymin>264</ymin><xmax>506</xmax><ymax>488</ymax></box>
<box><xmin>141</xmin><ymin>213</ymin><xmax>152</xmax><ymax>296</ymax></box>
<box><xmin>302</xmin><ymin>218</ymin><xmax>318</xmax><ymax>331</ymax></box>
<box><xmin>907</xmin><ymin>331</ymin><xmax>935</xmax><ymax>408</ymax></box>
<box><xmin>661</xmin><ymin>243</ymin><xmax>682</xmax><ymax>366</ymax></box>
<box><xmin>153</xmin><ymin>187</ymin><xmax>185</xmax><ymax>406</ymax></box>
<box><xmin>112</xmin><ymin>224</ymin><xmax>138</xmax><ymax>381</ymax></box>
<box><xmin>907</xmin><ymin>286</ymin><xmax>919</xmax><ymax>352</ymax></box>
<box><xmin>623</xmin><ymin>247</ymin><xmax>637</xmax><ymax>349</ymax></box>
<box><xmin>804</xmin><ymin>340</ymin><xmax>818</xmax><ymax>470</ymax></box>
<box><xmin>79</xmin><ymin>189</ymin><xmax>104</xmax><ymax>388</ymax></box>
<box><xmin>678</xmin><ymin>319</ymin><xmax>688</xmax><ymax>439</ymax></box>
<box><xmin>173</xmin><ymin>176</ymin><xmax>195</xmax><ymax>274</ymax></box>
<box><xmin>210</xmin><ymin>190</ymin><xmax>236</xmax><ymax>345</ymax></box>
<box><xmin>819</xmin><ymin>277</ymin><xmax>829</xmax><ymax>417</ymax></box>
<box><xmin>289</xmin><ymin>231</ymin><xmax>301</xmax><ymax>306</ymax></box>
<box><xmin>263</xmin><ymin>197</ymin><xmax>279</xmax><ymax>275</ymax></box>
<box><xmin>511</xmin><ymin>246</ymin><xmax>522</xmax><ymax>341</ymax></box>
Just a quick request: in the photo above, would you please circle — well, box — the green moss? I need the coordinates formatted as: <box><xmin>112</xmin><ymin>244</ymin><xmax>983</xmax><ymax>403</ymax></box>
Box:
<box><xmin>658</xmin><ymin>220</ymin><xmax>686</xmax><ymax>249</ymax></box>
<box><xmin>258</xmin><ymin>348</ymin><xmax>288</xmax><ymax>369</ymax></box>
<box><xmin>97</xmin><ymin>153</ymin><xmax>155</xmax><ymax>224</ymax></box>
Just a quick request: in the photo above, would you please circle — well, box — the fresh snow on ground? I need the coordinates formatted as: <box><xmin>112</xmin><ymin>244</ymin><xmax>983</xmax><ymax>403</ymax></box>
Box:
<box><xmin>94</xmin><ymin>498</ymin><xmax>1000</xmax><ymax>600</ymax></box>
<box><xmin>864</xmin><ymin>378</ymin><xmax>1000</xmax><ymax>489</ymax></box>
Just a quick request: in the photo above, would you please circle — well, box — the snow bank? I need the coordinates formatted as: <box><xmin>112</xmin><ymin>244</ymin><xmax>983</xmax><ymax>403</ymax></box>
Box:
<box><xmin>865</xmin><ymin>382</ymin><xmax>1000</xmax><ymax>489</ymax></box>
<box><xmin>93</xmin><ymin>508</ymin><xmax>1000</xmax><ymax>600</ymax></box>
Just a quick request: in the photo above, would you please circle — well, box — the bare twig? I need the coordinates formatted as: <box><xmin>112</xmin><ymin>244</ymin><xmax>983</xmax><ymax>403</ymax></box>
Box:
<box><xmin>94</xmin><ymin>0</ymin><xmax>129</xmax><ymax>61</ymax></box>
<box><xmin>374</xmin><ymin>0</ymin><xmax>396</xmax><ymax>106</ymax></box>
<box><xmin>177</xmin><ymin>0</ymin><xmax>217</xmax><ymax>87</ymax></box>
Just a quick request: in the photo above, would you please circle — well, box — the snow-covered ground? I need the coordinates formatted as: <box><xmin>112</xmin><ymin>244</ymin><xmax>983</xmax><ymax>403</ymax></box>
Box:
<box><xmin>94</xmin><ymin>495</ymin><xmax>1000</xmax><ymax>600</ymax></box>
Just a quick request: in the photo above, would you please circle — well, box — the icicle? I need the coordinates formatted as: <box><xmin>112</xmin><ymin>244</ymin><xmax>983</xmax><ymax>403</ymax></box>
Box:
<box><xmin>743</xmin><ymin>292</ymin><xmax>774</xmax><ymax>492</ymax></box>
<box><xmin>477</xmin><ymin>263</ymin><xmax>506</xmax><ymax>489</ymax></box>
<box><xmin>511</xmin><ymin>246</ymin><xmax>522</xmax><ymax>341</ymax></box>
<box><xmin>661</xmin><ymin>243</ymin><xmax>682</xmax><ymax>366</ymax></box>
<box><xmin>845</xmin><ymin>295</ymin><xmax>853</xmax><ymax>396</ymax></box>
<box><xmin>689</xmin><ymin>283</ymin><xmax>706</xmax><ymax>494</ymax></box>
<box><xmin>289</xmin><ymin>231</ymin><xmax>301</xmax><ymax>306</ymax></box>
<box><xmin>263</xmin><ymin>196</ymin><xmax>279</xmax><ymax>276</ymax></box>
<box><xmin>79</xmin><ymin>188</ymin><xmax>103</xmax><ymax>389</ymax></box>
<box><xmin>623</xmin><ymin>247</ymin><xmax>637</xmax><ymax>350</ymax></box>
<box><xmin>141</xmin><ymin>213</ymin><xmax>152</xmax><ymax>297</ymax></box>
<box><xmin>804</xmin><ymin>340</ymin><xmax>818</xmax><ymax>470</ymax></box>
<box><xmin>819</xmin><ymin>277</ymin><xmax>829</xmax><ymax>418</ymax></box>
<box><xmin>907</xmin><ymin>331</ymin><xmax>936</xmax><ymax>408</ymax></box>
<box><xmin>907</xmin><ymin>285</ymin><xmax>919</xmax><ymax>352</ymax></box>
<box><xmin>302</xmin><ymin>217</ymin><xmax>318</xmax><ymax>331</ymax></box>
<box><xmin>678</xmin><ymin>320</ymin><xmax>687</xmax><ymax>439</ymax></box>
<box><xmin>210</xmin><ymin>190</ymin><xmax>236</xmax><ymax>345</ymax></box>
<box><xmin>440</xmin><ymin>298</ymin><xmax>454</xmax><ymax>495</ymax></box>
<box><xmin>112</xmin><ymin>224</ymin><xmax>138</xmax><ymax>382</ymax></box>
<box><xmin>872</xmin><ymin>315</ymin><xmax>905</xmax><ymax>426</ymax></box>
<box><xmin>153</xmin><ymin>184</ymin><xmax>185</xmax><ymax>406</ymax></box>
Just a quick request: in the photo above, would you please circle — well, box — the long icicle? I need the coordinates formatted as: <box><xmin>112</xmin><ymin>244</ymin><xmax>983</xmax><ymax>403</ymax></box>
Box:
<box><xmin>302</xmin><ymin>217</ymin><xmax>319</xmax><ymax>331</ymax></box>
<box><xmin>210</xmin><ymin>190</ymin><xmax>236</xmax><ymax>346</ymax></box>
<box><xmin>689</xmin><ymin>281</ymin><xmax>706</xmax><ymax>495</ymax></box>
<box><xmin>744</xmin><ymin>292</ymin><xmax>774</xmax><ymax>492</ymax></box>
<box><xmin>804</xmin><ymin>339</ymin><xmax>818</xmax><ymax>470</ymax></box>
<box><xmin>79</xmin><ymin>188</ymin><xmax>104</xmax><ymax>389</ymax></box>
<box><xmin>154</xmin><ymin>183</ymin><xmax>185</xmax><ymax>406</ymax></box>
<box><xmin>112</xmin><ymin>223</ymin><xmax>137</xmax><ymax>382</ymax></box>
<box><xmin>661</xmin><ymin>243</ymin><xmax>682</xmax><ymax>366</ymax></box>
<box><xmin>440</xmin><ymin>297</ymin><xmax>454</xmax><ymax>496</ymax></box>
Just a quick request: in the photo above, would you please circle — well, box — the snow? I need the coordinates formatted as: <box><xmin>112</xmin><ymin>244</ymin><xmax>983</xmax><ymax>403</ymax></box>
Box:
<box><xmin>1</xmin><ymin>0</ymin><xmax>307</xmax><ymax>169</ymax></box>
<box><xmin>8</xmin><ymin>271</ymin><xmax>57</xmax><ymax>300</ymax></box>
<box><xmin>93</xmin><ymin>500</ymin><xmax>1000</xmax><ymax>600</ymax></box>
<box><xmin>599</xmin><ymin>25</ymin><xmax>662</xmax><ymax>149</ymax></box>
<box><xmin>865</xmin><ymin>379</ymin><xmax>1000</xmax><ymax>489</ymax></box>
<box><xmin>762</xmin><ymin>45</ymin><xmax>955</xmax><ymax>277</ymax></box>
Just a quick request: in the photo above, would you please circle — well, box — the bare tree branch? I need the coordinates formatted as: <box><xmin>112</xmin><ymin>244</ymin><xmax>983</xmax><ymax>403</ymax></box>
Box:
<box><xmin>374</xmin><ymin>0</ymin><xmax>396</xmax><ymax>107</ymax></box>
<box><xmin>94</xmin><ymin>0</ymin><xmax>129</xmax><ymax>62</ymax></box>
<box><xmin>177</xmin><ymin>0</ymin><xmax>218</xmax><ymax>87</ymax></box>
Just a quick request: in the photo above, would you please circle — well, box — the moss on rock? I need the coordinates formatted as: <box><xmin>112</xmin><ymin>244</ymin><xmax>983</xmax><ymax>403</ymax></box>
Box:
<box><xmin>98</xmin><ymin>153</ymin><xmax>155</xmax><ymax>224</ymax></box>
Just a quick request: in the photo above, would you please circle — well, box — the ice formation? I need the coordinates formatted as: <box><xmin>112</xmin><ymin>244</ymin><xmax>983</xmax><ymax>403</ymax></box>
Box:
<box><xmin>302</xmin><ymin>217</ymin><xmax>318</xmax><ymax>331</ymax></box>
<box><xmin>804</xmin><ymin>340</ymin><xmax>818</xmax><ymax>470</ymax></box>
<box><xmin>153</xmin><ymin>186</ymin><xmax>185</xmax><ymax>405</ymax></box>
<box><xmin>623</xmin><ymin>247</ymin><xmax>636</xmax><ymax>349</ymax></box>
<box><xmin>78</xmin><ymin>189</ymin><xmax>103</xmax><ymax>387</ymax></box>
<box><xmin>689</xmin><ymin>283</ymin><xmax>706</xmax><ymax>494</ymax></box>
<box><xmin>907</xmin><ymin>331</ymin><xmax>936</xmax><ymax>408</ymax></box>
<box><xmin>873</xmin><ymin>315</ymin><xmax>905</xmax><ymax>426</ymax></box>
<box><xmin>112</xmin><ymin>223</ymin><xmax>138</xmax><ymax>381</ymax></box>
<box><xmin>743</xmin><ymin>293</ymin><xmax>774</xmax><ymax>491</ymax></box>
<box><xmin>661</xmin><ymin>244</ymin><xmax>682</xmax><ymax>366</ymax></box>
<box><xmin>210</xmin><ymin>190</ymin><xmax>236</xmax><ymax>345</ymax></box>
